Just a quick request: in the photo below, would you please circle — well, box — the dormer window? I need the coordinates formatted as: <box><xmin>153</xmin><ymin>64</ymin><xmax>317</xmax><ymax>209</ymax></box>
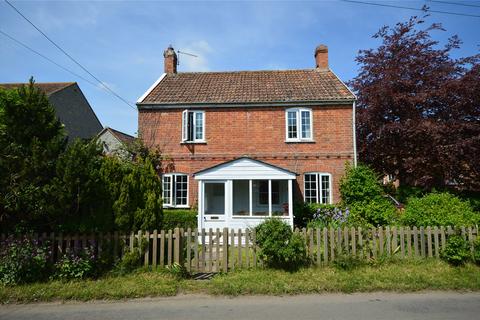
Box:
<box><xmin>182</xmin><ymin>110</ymin><xmax>205</xmax><ymax>143</ymax></box>
<box><xmin>285</xmin><ymin>108</ymin><xmax>313</xmax><ymax>142</ymax></box>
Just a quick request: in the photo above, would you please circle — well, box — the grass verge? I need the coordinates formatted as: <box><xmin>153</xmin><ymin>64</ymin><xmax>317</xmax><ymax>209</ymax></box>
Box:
<box><xmin>1</xmin><ymin>259</ymin><xmax>479</xmax><ymax>303</ymax></box>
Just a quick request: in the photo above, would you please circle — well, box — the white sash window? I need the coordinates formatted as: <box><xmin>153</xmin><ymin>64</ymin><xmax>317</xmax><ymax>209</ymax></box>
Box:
<box><xmin>182</xmin><ymin>110</ymin><xmax>205</xmax><ymax>142</ymax></box>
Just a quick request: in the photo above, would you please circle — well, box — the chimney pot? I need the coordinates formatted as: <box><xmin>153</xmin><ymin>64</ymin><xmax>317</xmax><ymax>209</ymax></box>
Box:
<box><xmin>164</xmin><ymin>45</ymin><xmax>177</xmax><ymax>74</ymax></box>
<box><xmin>314</xmin><ymin>44</ymin><xmax>328</xmax><ymax>70</ymax></box>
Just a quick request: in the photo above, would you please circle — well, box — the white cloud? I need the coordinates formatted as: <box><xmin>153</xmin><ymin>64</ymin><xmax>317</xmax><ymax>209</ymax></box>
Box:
<box><xmin>177</xmin><ymin>40</ymin><xmax>213</xmax><ymax>72</ymax></box>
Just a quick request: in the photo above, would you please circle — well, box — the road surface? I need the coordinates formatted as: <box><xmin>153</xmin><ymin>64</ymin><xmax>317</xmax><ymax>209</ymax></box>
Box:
<box><xmin>1</xmin><ymin>292</ymin><xmax>479</xmax><ymax>320</ymax></box>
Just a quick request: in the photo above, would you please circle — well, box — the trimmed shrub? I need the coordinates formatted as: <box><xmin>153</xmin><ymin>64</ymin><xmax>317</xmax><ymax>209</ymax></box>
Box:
<box><xmin>255</xmin><ymin>218</ymin><xmax>309</xmax><ymax>271</ymax></box>
<box><xmin>0</xmin><ymin>236</ymin><xmax>52</xmax><ymax>286</ymax></box>
<box><xmin>401</xmin><ymin>192</ymin><xmax>479</xmax><ymax>227</ymax></box>
<box><xmin>441</xmin><ymin>235</ymin><xmax>470</xmax><ymax>266</ymax></box>
<box><xmin>163</xmin><ymin>209</ymin><xmax>197</xmax><ymax>230</ymax></box>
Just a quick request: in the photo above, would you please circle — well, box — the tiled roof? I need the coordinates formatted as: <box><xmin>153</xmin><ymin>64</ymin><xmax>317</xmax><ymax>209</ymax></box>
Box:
<box><xmin>0</xmin><ymin>82</ymin><xmax>75</xmax><ymax>96</ymax></box>
<box><xmin>139</xmin><ymin>69</ymin><xmax>355</xmax><ymax>106</ymax></box>
<box><xmin>107</xmin><ymin>127</ymin><xmax>136</xmax><ymax>144</ymax></box>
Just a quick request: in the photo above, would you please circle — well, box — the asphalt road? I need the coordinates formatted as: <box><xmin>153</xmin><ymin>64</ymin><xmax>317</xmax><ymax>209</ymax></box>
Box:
<box><xmin>1</xmin><ymin>292</ymin><xmax>479</xmax><ymax>320</ymax></box>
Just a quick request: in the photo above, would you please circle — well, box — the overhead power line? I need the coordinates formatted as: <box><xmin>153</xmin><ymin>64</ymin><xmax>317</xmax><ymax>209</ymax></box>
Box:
<box><xmin>4</xmin><ymin>0</ymin><xmax>136</xmax><ymax>110</ymax></box>
<box><xmin>0</xmin><ymin>29</ymin><xmax>99</xmax><ymax>88</ymax></box>
<box><xmin>429</xmin><ymin>0</ymin><xmax>480</xmax><ymax>9</ymax></box>
<box><xmin>340</xmin><ymin>0</ymin><xmax>480</xmax><ymax>18</ymax></box>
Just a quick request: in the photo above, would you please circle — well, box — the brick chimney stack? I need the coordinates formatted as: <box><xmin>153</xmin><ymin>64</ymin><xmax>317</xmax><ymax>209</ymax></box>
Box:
<box><xmin>314</xmin><ymin>44</ymin><xmax>328</xmax><ymax>70</ymax></box>
<box><xmin>164</xmin><ymin>45</ymin><xmax>177</xmax><ymax>74</ymax></box>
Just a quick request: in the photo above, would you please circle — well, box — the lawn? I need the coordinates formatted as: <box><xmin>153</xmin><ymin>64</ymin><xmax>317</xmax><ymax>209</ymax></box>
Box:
<box><xmin>1</xmin><ymin>259</ymin><xmax>479</xmax><ymax>303</ymax></box>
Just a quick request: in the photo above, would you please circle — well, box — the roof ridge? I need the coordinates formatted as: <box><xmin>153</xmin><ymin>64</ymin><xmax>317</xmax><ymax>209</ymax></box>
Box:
<box><xmin>174</xmin><ymin>68</ymin><xmax>331</xmax><ymax>75</ymax></box>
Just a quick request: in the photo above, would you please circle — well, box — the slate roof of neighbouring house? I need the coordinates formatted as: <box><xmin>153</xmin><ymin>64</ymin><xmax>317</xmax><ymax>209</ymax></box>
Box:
<box><xmin>138</xmin><ymin>69</ymin><xmax>355</xmax><ymax>106</ymax></box>
<box><xmin>0</xmin><ymin>82</ymin><xmax>75</xmax><ymax>96</ymax></box>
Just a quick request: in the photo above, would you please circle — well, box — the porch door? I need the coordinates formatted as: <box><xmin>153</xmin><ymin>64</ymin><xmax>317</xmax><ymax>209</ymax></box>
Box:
<box><xmin>202</xmin><ymin>181</ymin><xmax>226</xmax><ymax>225</ymax></box>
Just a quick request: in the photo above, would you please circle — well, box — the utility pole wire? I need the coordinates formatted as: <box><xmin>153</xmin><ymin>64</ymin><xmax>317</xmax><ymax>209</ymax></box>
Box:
<box><xmin>0</xmin><ymin>29</ymin><xmax>99</xmax><ymax>88</ymax></box>
<box><xmin>429</xmin><ymin>0</ymin><xmax>480</xmax><ymax>9</ymax></box>
<box><xmin>340</xmin><ymin>0</ymin><xmax>480</xmax><ymax>18</ymax></box>
<box><xmin>4</xmin><ymin>0</ymin><xmax>137</xmax><ymax>110</ymax></box>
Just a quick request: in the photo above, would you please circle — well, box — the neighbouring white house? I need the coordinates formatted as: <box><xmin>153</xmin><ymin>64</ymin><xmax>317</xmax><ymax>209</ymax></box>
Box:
<box><xmin>97</xmin><ymin>127</ymin><xmax>135</xmax><ymax>158</ymax></box>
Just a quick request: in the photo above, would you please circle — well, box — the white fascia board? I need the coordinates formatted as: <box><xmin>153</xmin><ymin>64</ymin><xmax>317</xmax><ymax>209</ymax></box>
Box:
<box><xmin>136</xmin><ymin>73</ymin><xmax>167</xmax><ymax>104</ymax></box>
<box><xmin>329</xmin><ymin>69</ymin><xmax>357</xmax><ymax>100</ymax></box>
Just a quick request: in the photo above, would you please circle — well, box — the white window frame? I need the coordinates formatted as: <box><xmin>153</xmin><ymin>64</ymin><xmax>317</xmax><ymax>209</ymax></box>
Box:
<box><xmin>182</xmin><ymin>110</ymin><xmax>205</xmax><ymax>143</ymax></box>
<box><xmin>285</xmin><ymin>108</ymin><xmax>313</xmax><ymax>142</ymax></box>
<box><xmin>162</xmin><ymin>173</ymin><xmax>189</xmax><ymax>208</ymax></box>
<box><xmin>303</xmin><ymin>172</ymin><xmax>332</xmax><ymax>204</ymax></box>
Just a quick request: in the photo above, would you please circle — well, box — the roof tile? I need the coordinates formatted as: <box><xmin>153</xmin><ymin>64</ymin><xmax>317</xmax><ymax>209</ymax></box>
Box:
<box><xmin>139</xmin><ymin>69</ymin><xmax>354</xmax><ymax>105</ymax></box>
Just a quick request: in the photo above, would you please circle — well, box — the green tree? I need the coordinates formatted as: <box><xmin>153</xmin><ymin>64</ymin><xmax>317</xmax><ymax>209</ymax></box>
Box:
<box><xmin>111</xmin><ymin>155</ymin><xmax>162</xmax><ymax>231</ymax></box>
<box><xmin>47</xmin><ymin>139</ymin><xmax>113</xmax><ymax>232</ymax></box>
<box><xmin>0</xmin><ymin>79</ymin><xmax>66</xmax><ymax>231</ymax></box>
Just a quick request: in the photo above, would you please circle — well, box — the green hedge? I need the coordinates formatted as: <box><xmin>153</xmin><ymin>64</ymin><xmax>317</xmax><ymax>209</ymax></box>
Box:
<box><xmin>162</xmin><ymin>209</ymin><xmax>197</xmax><ymax>230</ymax></box>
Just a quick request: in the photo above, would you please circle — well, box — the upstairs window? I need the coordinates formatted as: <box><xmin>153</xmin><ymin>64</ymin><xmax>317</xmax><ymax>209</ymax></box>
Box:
<box><xmin>285</xmin><ymin>108</ymin><xmax>312</xmax><ymax>141</ymax></box>
<box><xmin>162</xmin><ymin>173</ymin><xmax>189</xmax><ymax>207</ymax></box>
<box><xmin>304</xmin><ymin>173</ymin><xmax>331</xmax><ymax>204</ymax></box>
<box><xmin>182</xmin><ymin>110</ymin><xmax>205</xmax><ymax>142</ymax></box>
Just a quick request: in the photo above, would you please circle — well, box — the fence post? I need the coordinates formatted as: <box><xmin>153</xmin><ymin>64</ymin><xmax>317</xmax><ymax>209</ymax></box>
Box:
<box><xmin>160</xmin><ymin>230</ymin><xmax>165</xmax><ymax>268</ymax></box>
<box><xmin>186</xmin><ymin>228</ymin><xmax>191</xmax><ymax>273</ymax></box>
<box><xmin>316</xmin><ymin>228</ymin><xmax>321</xmax><ymax>265</ymax></box>
<box><xmin>144</xmin><ymin>231</ymin><xmax>150</xmax><ymax>267</ymax></box>
<box><xmin>427</xmin><ymin>226</ymin><xmax>433</xmax><ymax>258</ymax></box>
<box><xmin>174</xmin><ymin>228</ymin><xmax>181</xmax><ymax>265</ymax></box>
<box><xmin>222</xmin><ymin>228</ymin><xmax>228</xmax><ymax>272</ymax></box>
<box><xmin>323</xmin><ymin>227</ymin><xmax>328</xmax><ymax>264</ymax></box>
<box><xmin>152</xmin><ymin>230</ymin><xmax>158</xmax><ymax>269</ymax></box>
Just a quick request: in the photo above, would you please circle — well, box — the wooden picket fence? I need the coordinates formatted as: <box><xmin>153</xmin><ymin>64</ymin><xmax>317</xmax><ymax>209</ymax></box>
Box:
<box><xmin>1</xmin><ymin>226</ymin><xmax>478</xmax><ymax>273</ymax></box>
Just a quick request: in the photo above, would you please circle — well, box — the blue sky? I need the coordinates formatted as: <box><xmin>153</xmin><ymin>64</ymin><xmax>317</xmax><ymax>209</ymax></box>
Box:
<box><xmin>1</xmin><ymin>0</ymin><xmax>479</xmax><ymax>136</ymax></box>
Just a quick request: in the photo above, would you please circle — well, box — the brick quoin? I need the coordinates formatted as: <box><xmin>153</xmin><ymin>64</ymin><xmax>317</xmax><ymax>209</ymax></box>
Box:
<box><xmin>138</xmin><ymin>104</ymin><xmax>354</xmax><ymax>206</ymax></box>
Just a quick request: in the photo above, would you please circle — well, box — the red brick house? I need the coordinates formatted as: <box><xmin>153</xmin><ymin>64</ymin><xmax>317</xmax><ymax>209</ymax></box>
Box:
<box><xmin>137</xmin><ymin>45</ymin><xmax>356</xmax><ymax>229</ymax></box>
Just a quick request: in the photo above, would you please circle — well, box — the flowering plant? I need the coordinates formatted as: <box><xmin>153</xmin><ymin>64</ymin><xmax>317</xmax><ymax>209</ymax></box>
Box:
<box><xmin>54</xmin><ymin>245</ymin><xmax>97</xmax><ymax>280</ymax></box>
<box><xmin>308</xmin><ymin>204</ymin><xmax>350</xmax><ymax>229</ymax></box>
<box><xmin>0</xmin><ymin>236</ymin><xmax>52</xmax><ymax>286</ymax></box>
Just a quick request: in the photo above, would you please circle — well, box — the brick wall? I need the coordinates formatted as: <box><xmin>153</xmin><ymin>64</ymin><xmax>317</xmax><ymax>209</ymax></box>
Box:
<box><xmin>139</xmin><ymin>104</ymin><xmax>354</xmax><ymax>205</ymax></box>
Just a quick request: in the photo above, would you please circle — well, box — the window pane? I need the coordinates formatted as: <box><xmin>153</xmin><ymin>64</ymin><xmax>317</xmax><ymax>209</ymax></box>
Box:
<box><xmin>162</xmin><ymin>176</ymin><xmax>171</xmax><ymax>205</ymax></box>
<box><xmin>321</xmin><ymin>175</ymin><xmax>330</xmax><ymax>204</ymax></box>
<box><xmin>204</xmin><ymin>183</ymin><xmax>225</xmax><ymax>215</ymax></box>
<box><xmin>175</xmin><ymin>175</ymin><xmax>188</xmax><ymax>206</ymax></box>
<box><xmin>252</xmin><ymin>180</ymin><xmax>268</xmax><ymax>216</ymax></box>
<box><xmin>195</xmin><ymin>112</ymin><xmax>203</xmax><ymax>140</ymax></box>
<box><xmin>287</xmin><ymin>111</ymin><xmax>297</xmax><ymax>139</ymax></box>
<box><xmin>233</xmin><ymin>180</ymin><xmax>249</xmax><ymax>216</ymax></box>
<box><xmin>187</xmin><ymin>112</ymin><xmax>194</xmax><ymax>141</ymax></box>
<box><xmin>272</xmin><ymin>180</ymin><xmax>288</xmax><ymax>216</ymax></box>
<box><xmin>304</xmin><ymin>174</ymin><xmax>318</xmax><ymax>203</ymax></box>
<box><xmin>301</xmin><ymin>110</ymin><xmax>311</xmax><ymax>139</ymax></box>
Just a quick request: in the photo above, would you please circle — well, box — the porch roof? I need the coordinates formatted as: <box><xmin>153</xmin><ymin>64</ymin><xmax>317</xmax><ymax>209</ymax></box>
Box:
<box><xmin>194</xmin><ymin>157</ymin><xmax>297</xmax><ymax>180</ymax></box>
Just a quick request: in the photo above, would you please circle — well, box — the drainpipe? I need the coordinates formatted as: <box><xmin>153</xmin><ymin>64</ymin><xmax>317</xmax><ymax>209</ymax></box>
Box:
<box><xmin>353</xmin><ymin>101</ymin><xmax>357</xmax><ymax>167</ymax></box>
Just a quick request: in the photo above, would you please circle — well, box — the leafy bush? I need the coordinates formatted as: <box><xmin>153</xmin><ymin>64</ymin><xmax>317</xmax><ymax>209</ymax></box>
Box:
<box><xmin>307</xmin><ymin>204</ymin><xmax>350</xmax><ymax>229</ymax></box>
<box><xmin>115</xmin><ymin>249</ymin><xmax>142</xmax><ymax>274</ymax></box>
<box><xmin>54</xmin><ymin>247</ymin><xmax>97</xmax><ymax>280</ymax></box>
<box><xmin>163</xmin><ymin>209</ymin><xmax>197</xmax><ymax>230</ymax></box>
<box><xmin>0</xmin><ymin>236</ymin><xmax>52</xmax><ymax>286</ymax></box>
<box><xmin>401</xmin><ymin>192</ymin><xmax>479</xmax><ymax>226</ymax></box>
<box><xmin>340</xmin><ymin>163</ymin><xmax>384</xmax><ymax>205</ymax></box>
<box><xmin>255</xmin><ymin>219</ymin><xmax>309</xmax><ymax>271</ymax></box>
<box><xmin>338</xmin><ymin>163</ymin><xmax>397</xmax><ymax>227</ymax></box>
<box><xmin>333</xmin><ymin>253</ymin><xmax>363</xmax><ymax>271</ymax></box>
<box><xmin>441</xmin><ymin>235</ymin><xmax>470</xmax><ymax>266</ymax></box>
<box><xmin>348</xmin><ymin>198</ymin><xmax>398</xmax><ymax>227</ymax></box>
<box><xmin>473</xmin><ymin>238</ymin><xmax>480</xmax><ymax>266</ymax></box>
<box><xmin>164</xmin><ymin>262</ymin><xmax>190</xmax><ymax>279</ymax></box>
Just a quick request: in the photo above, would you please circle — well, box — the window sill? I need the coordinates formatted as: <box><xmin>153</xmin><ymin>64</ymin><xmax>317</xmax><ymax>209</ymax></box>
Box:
<box><xmin>285</xmin><ymin>139</ymin><xmax>315</xmax><ymax>144</ymax></box>
<box><xmin>163</xmin><ymin>205</ymin><xmax>191</xmax><ymax>209</ymax></box>
<box><xmin>232</xmin><ymin>216</ymin><xmax>290</xmax><ymax>219</ymax></box>
<box><xmin>180</xmin><ymin>141</ymin><xmax>207</xmax><ymax>145</ymax></box>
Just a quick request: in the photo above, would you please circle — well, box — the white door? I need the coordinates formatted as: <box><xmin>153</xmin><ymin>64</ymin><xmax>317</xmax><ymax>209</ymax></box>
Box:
<box><xmin>201</xmin><ymin>181</ymin><xmax>227</xmax><ymax>229</ymax></box>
